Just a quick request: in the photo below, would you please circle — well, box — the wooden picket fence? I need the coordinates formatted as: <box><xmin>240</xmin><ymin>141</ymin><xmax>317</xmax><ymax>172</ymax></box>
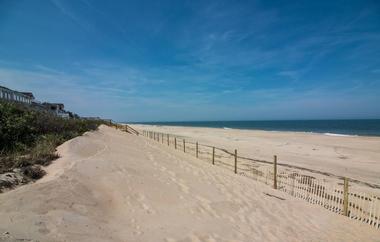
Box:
<box><xmin>112</xmin><ymin>123</ymin><xmax>140</xmax><ymax>135</ymax></box>
<box><xmin>137</xmin><ymin>129</ymin><xmax>380</xmax><ymax>229</ymax></box>
<box><xmin>274</xmin><ymin>172</ymin><xmax>380</xmax><ymax>227</ymax></box>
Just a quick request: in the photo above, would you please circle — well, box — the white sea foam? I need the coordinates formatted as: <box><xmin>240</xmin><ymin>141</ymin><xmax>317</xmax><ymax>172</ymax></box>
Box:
<box><xmin>223</xmin><ymin>127</ymin><xmax>231</xmax><ymax>130</ymax></box>
<box><xmin>323</xmin><ymin>133</ymin><xmax>357</xmax><ymax>137</ymax></box>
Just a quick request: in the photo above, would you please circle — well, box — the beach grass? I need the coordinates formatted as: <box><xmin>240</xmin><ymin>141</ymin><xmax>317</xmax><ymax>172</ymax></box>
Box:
<box><xmin>0</xmin><ymin>100</ymin><xmax>105</xmax><ymax>178</ymax></box>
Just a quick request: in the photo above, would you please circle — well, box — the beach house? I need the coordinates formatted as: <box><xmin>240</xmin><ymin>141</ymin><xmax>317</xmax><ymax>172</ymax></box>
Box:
<box><xmin>42</xmin><ymin>102</ymin><xmax>70</xmax><ymax>118</ymax></box>
<box><xmin>1</xmin><ymin>85</ymin><xmax>80</xmax><ymax>119</ymax></box>
<box><xmin>0</xmin><ymin>86</ymin><xmax>35</xmax><ymax>104</ymax></box>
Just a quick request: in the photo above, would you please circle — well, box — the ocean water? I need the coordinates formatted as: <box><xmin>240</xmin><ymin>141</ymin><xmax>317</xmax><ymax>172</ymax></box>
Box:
<box><xmin>133</xmin><ymin>119</ymin><xmax>380</xmax><ymax>137</ymax></box>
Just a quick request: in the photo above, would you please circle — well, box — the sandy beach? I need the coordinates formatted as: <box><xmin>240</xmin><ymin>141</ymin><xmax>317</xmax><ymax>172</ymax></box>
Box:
<box><xmin>132</xmin><ymin>124</ymin><xmax>380</xmax><ymax>188</ymax></box>
<box><xmin>0</xmin><ymin>125</ymin><xmax>379</xmax><ymax>241</ymax></box>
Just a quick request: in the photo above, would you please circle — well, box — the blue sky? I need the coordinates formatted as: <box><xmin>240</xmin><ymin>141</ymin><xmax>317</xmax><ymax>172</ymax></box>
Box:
<box><xmin>0</xmin><ymin>0</ymin><xmax>379</xmax><ymax>121</ymax></box>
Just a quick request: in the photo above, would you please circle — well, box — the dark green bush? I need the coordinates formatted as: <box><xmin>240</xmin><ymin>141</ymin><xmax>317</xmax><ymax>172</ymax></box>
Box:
<box><xmin>22</xmin><ymin>165</ymin><xmax>46</xmax><ymax>179</ymax></box>
<box><xmin>0</xmin><ymin>100</ymin><xmax>105</xmax><ymax>173</ymax></box>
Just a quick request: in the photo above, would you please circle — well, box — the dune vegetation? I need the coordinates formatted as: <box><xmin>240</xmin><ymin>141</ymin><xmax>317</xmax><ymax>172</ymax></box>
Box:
<box><xmin>0</xmin><ymin>101</ymin><xmax>105</xmax><ymax>189</ymax></box>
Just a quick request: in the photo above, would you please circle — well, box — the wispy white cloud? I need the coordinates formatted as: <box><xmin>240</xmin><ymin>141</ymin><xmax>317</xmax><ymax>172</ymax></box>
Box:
<box><xmin>277</xmin><ymin>70</ymin><xmax>302</xmax><ymax>81</ymax></box>
<box><xmin>1</xmin><ymin>61</ymin><xmax>379</xmax><ymax>121</ymax></box>
<box><xmin>50</xmin><ymin>0</ymin><xmax>93</xmax><ymax>31</ymax></box>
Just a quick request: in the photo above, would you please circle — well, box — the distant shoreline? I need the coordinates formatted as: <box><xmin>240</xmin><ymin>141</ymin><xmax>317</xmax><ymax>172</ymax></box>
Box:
<box><xmin>132</xmin><ymin>124</ymin><xmax>362</xmax><ymax>138</ymax></box>
<box><xmin>131</xmin><ymin>124</ymin><xmax>380</xmax><ymax>187</ymax></box>
<box><xmin>129</xmin><ymin>119</ymin><xmax>380</xmax><ymax>137</ymax></box>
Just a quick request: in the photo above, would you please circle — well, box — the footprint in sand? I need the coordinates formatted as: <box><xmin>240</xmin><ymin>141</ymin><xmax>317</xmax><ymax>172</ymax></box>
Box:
<box><xmin>165</xmin><ymin>234</ymin><xmax>219</xmax><ymax>242</ymax></box>
<box><xmin>35</xmin><ymin>221</ymin><xmax>50</xmax><ymax>235</ymax></box>
<box><xmin>177</xmin><ymin>180</ymin><xmax>190</xmax><ymax>194</ymax></box>
<box><xmin>147</xmin><ymin>153</ymin><xmax>154</xmax><ymax>161</ymax></box>
<box><xmin>136</xmin><ymin>194</ymin><xmax>156</xmax><ymax>214</ymax></box>
<box><xmin>164</xmin><ymin>238</ymin><xmax>176</xmax><ymax>242</ymax></box>
<box><xmin>194</xmin><ymin>196</ymin><xmax>219</xmax><ymax>218</ymax></box>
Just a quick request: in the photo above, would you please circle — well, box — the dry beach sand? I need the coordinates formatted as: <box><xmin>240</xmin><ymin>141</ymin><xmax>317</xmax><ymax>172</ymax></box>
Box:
<box><xmin>0</xmin><ymin>125</ymin><xmax>379</xmax><ymax>241</ymax></box>
<box><xmin>132</xmin><ymin>124</ymin><xmax>380</xmax><ymax>188</ymax></box>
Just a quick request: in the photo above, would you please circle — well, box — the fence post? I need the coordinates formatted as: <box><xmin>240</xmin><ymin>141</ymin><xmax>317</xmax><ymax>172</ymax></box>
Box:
<box><xmin>274</xmin><ymin>155</ymin><xmax>278</xmax><ymax>189</ymax></box>
<box><xmin>162</xmin><ymin>133</ymin><xmax>164</xmax><ymax>144</ymax></box>
<box><xmin>212</xmin><ymin>147</ymin><xmax>215</xmax><ymax>165</ymax></box>
<box><xmin>196</xmin><ymin>142</ymin><xmax>198</xmax><ymax>158</ymax></box>
<box><xmin>234</xmin><ymin>149</ymin><xmax>237</xmax><ymax>174</ymax></box>
<box><xmin>157</xmin><ymin>133</ymin><xmax>160</xmax><ymax>142</ymax></box>
<box><xmin>175</xmin><ymin>138</ymin><xmax>177</xmax><ymax>149</ymax></box>
<box><xmin>183</xmin><ymin>139</ymin><xmax>186</xmax><ymax>152</ymax></box>
<box><xmin>167</xmin><ymin>134</ymin><xmax>169</xmax><ymax>146</ymax></box>
<box><xmin>343</xmin><ymin>177</ymin><xmax>349</xmax><ymax>216</ymax></box>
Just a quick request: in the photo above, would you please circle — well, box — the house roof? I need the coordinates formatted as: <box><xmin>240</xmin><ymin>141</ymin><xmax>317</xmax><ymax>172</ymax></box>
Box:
<box><xmin>42</xmin><ymin>102</ymin><xmax>65</xmax><ymax>107</ymax></box>
<box><xmin>0</xmin><ymin>86</ymin><xmax>12</xmax><ymax>91</ymax></box>
<box><xmin>21</xmin><ymin>92</ymin><xmax>35</xmax><ymax>99</ymax></box>
<box><xmin>0</xmin><ymin>86</ymin><xmax>35</xmax><ymax>99</ymax></box>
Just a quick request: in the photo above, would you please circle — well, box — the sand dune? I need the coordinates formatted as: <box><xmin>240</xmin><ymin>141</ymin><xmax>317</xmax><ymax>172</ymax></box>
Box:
<box><xmin>0</xmin><ymin>125</ymin><xmax>379</xmax><ymax>241</ymax></box>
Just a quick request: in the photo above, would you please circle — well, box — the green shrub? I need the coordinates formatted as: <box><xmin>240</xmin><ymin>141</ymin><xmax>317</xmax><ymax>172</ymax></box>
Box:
<box><xmin>22</xmin><ymin>165</ymin><xmax>46</xmax><ymax>180</ymax></box>
<box><xmin>0</xmin><ymin>100</ymin><xmax>106</xmax><ymax>173</ymax></box>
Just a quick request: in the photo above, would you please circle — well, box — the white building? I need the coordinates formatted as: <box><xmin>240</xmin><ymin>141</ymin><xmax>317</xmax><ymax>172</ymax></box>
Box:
<box><xmin>0</xmin><ymin>86</ymin><xmax>35</xmax><ymax>104</ymax></box>
<box><xmin>42</xmin><ymin>102</ymin><xmax>70</xmax><ymax>118</ymax></box>
<box><xmin>1</xmin><ymin>85</ymin><xmax>74</xmax><ymax>118</ymax></box>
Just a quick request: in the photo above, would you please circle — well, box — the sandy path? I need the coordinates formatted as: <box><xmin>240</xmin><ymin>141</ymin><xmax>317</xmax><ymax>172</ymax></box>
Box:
<box><xmin>0</xmin><ymin>125</ymin><xmax>379</xmax><ymax>241</ymax></box>
<box><xmin>131</xmin><ymin>125</ymin><xmax>380</xmax><ymax>187</ymax></box>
